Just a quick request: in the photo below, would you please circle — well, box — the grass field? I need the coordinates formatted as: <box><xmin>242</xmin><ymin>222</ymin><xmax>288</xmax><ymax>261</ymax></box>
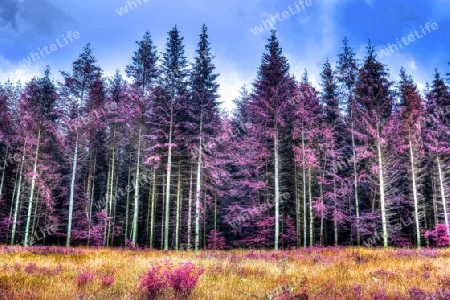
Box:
<box><xmin>1</xmin><ymin>246</ymin><xmax>450</xmax><ymax>299</ymax></box>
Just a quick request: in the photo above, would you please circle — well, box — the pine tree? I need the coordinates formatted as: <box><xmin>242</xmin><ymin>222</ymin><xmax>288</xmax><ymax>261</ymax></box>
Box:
<box><xmin>398</xmin><ymin>68</ymin><xmax>425</xmax><ymax>248</ymax></box>
<box><xmin>126</xmin><ymin>31</ymin><xmax>159</xmax><ymax>95</ymax></box>
<box><xmin>188</xmin><ymin>24</ymin><xmax>220</xmax><ymax>251</ymax></box>
<box><xmin>126</xmin><ymin>32</ymin><xmax>159</xmax><ymax>247</ymax></box>
<box><xmin>354</xmin><ymin>42</ymin><xmax>394</xmax><ymax>247</ymax></box>
<box><xmin>61</xmin><ymin>44</ymin><xmax>102</xmax><ymax>246</ymax></box>
<box><xmin>336</xmin><ymin>37</ymin><xmax>361</xmax><ymax>245</ymax></box>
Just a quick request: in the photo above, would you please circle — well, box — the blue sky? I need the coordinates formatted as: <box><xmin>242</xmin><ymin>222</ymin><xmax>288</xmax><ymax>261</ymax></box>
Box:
<box><xmin>0</xmin><ymin>0</ymin><xmax>449</xmax><ymax>111</ymax></box>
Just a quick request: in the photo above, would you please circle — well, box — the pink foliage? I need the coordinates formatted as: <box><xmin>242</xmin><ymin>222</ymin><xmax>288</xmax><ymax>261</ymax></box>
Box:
<box><xmin>76</xmin><ymin>272</ymin><xmax>95</xmax><ymax>287</ymax></box>
<box><xmin>424</xmin><ymin>224</ymin><xmax>450</xmax><ymax>247</ymax></box>
<box><xmin>165</xmin><ymin>262</ymin><xmax>205</xmax><ymax>298</ymax></box>
<box><xmin>140</xmin><ymin>260</ymin><xmax>204</xmax><ymax>299</ymax></box>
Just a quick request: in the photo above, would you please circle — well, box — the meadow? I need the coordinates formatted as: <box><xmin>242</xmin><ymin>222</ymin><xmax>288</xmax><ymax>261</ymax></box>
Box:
<box><xmin>1</xmin><ymin>246</ymin><xmax>450</xmax><ymax>299</ymax></box>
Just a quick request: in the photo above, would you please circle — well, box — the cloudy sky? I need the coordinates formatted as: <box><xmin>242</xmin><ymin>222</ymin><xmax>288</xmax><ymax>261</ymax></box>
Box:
<box><xmin>0</xmin><ymin>0</ymin><xmax>449</xmax><ymax>110</ymax></box>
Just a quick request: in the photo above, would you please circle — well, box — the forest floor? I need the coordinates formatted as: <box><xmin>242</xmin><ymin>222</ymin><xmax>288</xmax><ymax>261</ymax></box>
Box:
<box><xmin>0</xmin><ymin>246</ymin><xmax>450</xmax><ymax>299</ymax></box>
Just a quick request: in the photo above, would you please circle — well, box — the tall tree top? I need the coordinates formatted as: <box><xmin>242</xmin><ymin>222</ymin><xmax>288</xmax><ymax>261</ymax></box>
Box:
<box><xmin>190</xmin><ymin>24</ymin><xmax>220</xmax><ymax>111</ymax></box>
<box><xmin>256</xmin><ymin>30</ymin><xmax>290</xmax><ymax>86</ymax></box>
<box><xmin>126</xmin><ymin>31</ymin><xmax>159</xmax><ymax>93</ymax></box>
<box><xmin>336</xmin><ymin>37</ymin><xmax>359</xmax><ymax>92</ymax></box>
<box><xmin>321</xmin><ymin>58</ymin><xmax>339</xmax><ymax>122</ymax></box>
<box><xmin>398</xmin><ymin>67</ymin><xmax>423</xmax><ymax>128</ymax></box>
<box><xmin>161</xmin><ymin>25</ymin><xmax>189</xmax><ymax>99</ymax></box>
<box><xmin>431</xmin><ymin>69</ymin><xmax>450</xmax><ymax>108</ymax></box>
<box><xmin>355</xmin><ymin>40</ymin><xmax>393</xmax><ymax>120</ymax></box>
<box><xmin>60</xmin><ymin>43</ymin><xmax>102</xmax><ymax>105</ymax></box>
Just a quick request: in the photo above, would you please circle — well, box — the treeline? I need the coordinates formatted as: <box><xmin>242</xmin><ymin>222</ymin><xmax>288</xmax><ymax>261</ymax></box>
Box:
<box><xmin>0</xmin><ymin>27</ymin><xmax>449</xmax><ymax>249</ymax></box>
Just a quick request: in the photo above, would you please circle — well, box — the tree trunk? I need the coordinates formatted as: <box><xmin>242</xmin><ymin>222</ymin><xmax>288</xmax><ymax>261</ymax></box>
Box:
<box><xmin>301</xmin><ymin>122</ymin><xmax>307</xmax><ymax>248</ymax></box>
<box><xmin>376</xmin><ymin>130</ymin><xmax>388</xmax><ymax>248</ymax></box>
<box><xmin>175</xmin><ymin>164</ymin><xmax>182</xmax><ymax>250</ymax></box>
<box><xmin>107</xmin><ymin>126</ymin><xmax>117</xmax><ymax>246</ymax></box>
<box><xmin>11</xmin><ymin>143</ymin><xmax>26</xmax><ymax>245</ymax></box>
<box><xmin>132</xmin><ymin>125</ymin><xmax>142</xmax><ymax>247</ymax></box>
<box><xmin>164</xmin><ymin>108</ymin><xmax>174</xmax><ymax>250</ymax></box>
<box><xmin>149</xmin><ymin>166</ymin><xmax>156</xmax><ymax>248</ymax></box>
<box><xmin>105</xmin><ymin>158</ymin><xmax>111</xmax><ymax>246</ymax></box>
<box><xmin>87</xmin><ymin>156</ymin><xmax>96</xmax><ymax>246</ymax></box>
<box><xmin>125</xmin><ymin>153</ymin><xmax>132</xmax><ymax>241</ymax></box>
<box><xmin>66</xmin><ymin>133</ymin><xmax>78</xmax><ymax>247</ymax></box>
<box><xmin>295</xmin><ymin>166</ymin><xmax>301</xmax><ymax>248</ymax></box>
<box><xmin>195</xmin><ymin>121</ymin><xmax>203</xmax><ymax>251</ymax></box>
<box><xmin>274</xmin><ymin>130</ymin><xmax>280</xmax><ymax>250</ymax></box>
<box><xmin>408</xmin><ymin>131</ymin><xmax>421</xmax><ymax>248</ymax></box>
<box><xmin>187</xmin><ymin>165</ymin><xmax>193</xmax><ymax>248</ymax></box>
<box><xmin>350</xmin><ymin>112</ymin><xmax>360</xmax><ymax>246</ymax></box>
<box><xmin>25</xmin><ymin>128</ymin><xmax>41</xmax><ymax>246</ymax></box>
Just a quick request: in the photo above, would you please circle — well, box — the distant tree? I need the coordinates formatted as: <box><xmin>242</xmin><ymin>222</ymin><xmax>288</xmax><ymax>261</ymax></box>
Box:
<box><xmin>188</xmin><ymin>24</ymin><xmax>221</xmax><ymax>251</ymax></box>
<box><xmin>354</xmin><ymin>42</ymin><xmax>395</xmax><ymax>248</ymax></box>
<box><xmin>126</xmin><ymin>31</ymin><xmax>159</xmax><ymax>94</ymax></box>
<box><xmin>398</xmin><ymin>68</ymin><xmax>425</xmax><ymax>248</ymax></box>
<box><xmin>247</xmin><ymin>30</ymin><xmax>295</xmax><ymax>249</ymax></box>
<box><xmin>60</xmin><ymin>43</ymin><xmax>102</xmax><ymax>246</ymax></box>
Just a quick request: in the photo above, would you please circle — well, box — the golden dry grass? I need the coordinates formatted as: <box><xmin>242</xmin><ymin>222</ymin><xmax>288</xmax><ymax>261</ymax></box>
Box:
<box><xmin>0</xmin><ymin>246</ymin><xmax>450</xmax><ymax>299</ymax></box>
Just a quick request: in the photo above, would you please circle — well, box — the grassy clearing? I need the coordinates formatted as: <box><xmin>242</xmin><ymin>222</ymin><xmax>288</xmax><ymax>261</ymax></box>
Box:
<box><xmin>0</xmin><ymin>246</ymin><xmax>450</xmax><ymax>299</ymax></box>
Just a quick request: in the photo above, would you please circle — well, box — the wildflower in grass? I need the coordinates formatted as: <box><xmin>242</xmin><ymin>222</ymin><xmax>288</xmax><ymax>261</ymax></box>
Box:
<box><xmin>101</xmin><ymin>275</ymin><xmax>114</xmax><ymax>287</ymax></box>
<box><xmin>100</xmin><ymin>268</ymin><xmax>115</xmax><ymax>287</ymax></box>
<box><xmin>140</xmin><ymin>263</ymin><xmax>169</xmax><ymax>299</ymax></box>
<box><xmin>77</xmin><ymin>272</ymin><xmax>95</xmax><ymax>287</ymax></box>
<box><xmin>165</xmin><ymin>262</ymin><xmax>205</xmax><ymax>299</ymax></box>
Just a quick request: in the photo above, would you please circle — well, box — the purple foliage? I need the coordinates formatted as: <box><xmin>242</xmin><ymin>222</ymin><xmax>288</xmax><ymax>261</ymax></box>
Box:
<box><xmin>140</xmin><ymin>260</ymin><xmax>204</xmax><ymax>299</ymax></box>
<box><xmin>76</xmin><ymin>272</ymin><xmax>95</xmax><ymax>287</ymax></box>
<box><xmin>425</xmin><ymin>224</ymin><xmax>450</xmax><ymax>247</ymax></box>
<box><xmin>165</xmin><ymin>262</ymin><xmax>205</xmax><ymax>298</ymax></box>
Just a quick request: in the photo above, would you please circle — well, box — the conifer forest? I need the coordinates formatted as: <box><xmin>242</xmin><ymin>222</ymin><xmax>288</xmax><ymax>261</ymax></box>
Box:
<box><xmin>1</xmin><ymin>26</ymin><xmax>450</xmax><ymax>250</ymax></box>
<box><xmin>1</xmin><ymin>1</ymin><xmax>450</xmax><ymax>298</ymax></box>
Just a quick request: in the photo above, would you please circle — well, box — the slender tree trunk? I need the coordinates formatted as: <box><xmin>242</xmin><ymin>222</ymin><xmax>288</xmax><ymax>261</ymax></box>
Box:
<box><xmin>333</xmin><ymin>178</ymin><xmax>338</xmax><ymax>246</ymax></box>
<box><xmin>105</xmin><ymin>158</ymin><xmax>111</xmax><ymax>246</ymax></box>
<box><xmin>301</xmin><ymin>122</ymin><xmax>307</xmax><ymax>248</ymax></box>
<box><xmin>146</xmin><ymin>171</ymin><xmax>152</xmax><ymax>245</ymax></box>
<box><xmin>436</xmin><ymin>155</ymin><xmax>450</xmax><ymax>236</ymax></box>
<box><xmin>195</xmin><ymin>120</ymin><xmax>203</xmax><ymax>251</ymax></box>
<box><xmin>295</xmin><ymin>166</ymin><xmax>301</xmax><ymax>248</ymax></box>
<box><xmin>11</xmin><ymin>143</ymin><xmax>26</xmax><ymax>245</ymax></box>
<box><xmin>274</xmin><ymin>130</ymin><xmax>280</xmax><ymax>250</ymax></box>
<box><xmin>164</xmin><ymin>108</ymin><xmax>174</xmax><ymax>250</ymax></box>
<box><xmin>111</xmin><ymin>174</ymin><xmax>119</xmax><ymax>246</ymax></box>
<box><xmin>161</xmin><ymin>176</ymin><xmax>165</xmax><ymax>250</ymax></box>
<box><xmin>66</xmin><ymin>133</ymin><xmax>78</xmax><ymax>247</ymax></box>
<box><xmin>25</xmin><ymin>128</ymin><xmax>41</xmax><ymax>246</ymax></box>
<box><xmin>175</xmin><ymin>164</ymin><xmax>182</xmax><ymax>250</ymax></box>
<box><xmin>319</xmin><ymin>183</ymin><xmax>324</xmax><ymax>246</ymax></box>
<box><xmin>408</xmin><ymin>131</ymin><xmax>421</xmax><ymax>248</ymax></box>
<box><xmin>187</xmin><ymin>165</ymin><xmax>193</xmax><ymax>248</ymax></box>
<box><xmin>87</xmin><ymin>156</ymin><xmax>96</xmax><ymax>246</ymax></box>
<box><xmin>432</xmin><ymin>167</ymin><xmax>438</xmax><ymax>226</ymax></box>
<box><xmin>149</xmin><ymin>166</ymin><xmax>156</xmax><ymax>248</ymax></box>
<box><xmin>376</xmin><ymin>130</ymin><xmax>388</xmax><ymax>248</ymax></box>
<box><xmin>132</xmin><ymin>125</ymin><xmax>142</xmax><ymax>247</ymax></box>
<box><xmin>107</xmin><ymin>126</ymin><xmax>117</xmax><ymax>246</ymax></box>
<box><xmin>308</xmin><ymin>166</ymin><xmax>314</xmax><ymax>246</ymax></box>
<box><xmin>351</xmin><ymin>112</ymin><xmax>360</xmax><ymax>246</ymax></box>
<box><xmin>125</xmin><ymin>153</ymin><xmax>132</xmax><ymax>241</ymax></box>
